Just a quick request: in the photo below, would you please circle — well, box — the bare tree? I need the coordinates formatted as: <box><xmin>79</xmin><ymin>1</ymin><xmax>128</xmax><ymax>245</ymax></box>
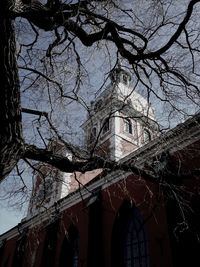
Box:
<box><xmin>1</xmin><ymin>0</ymin><xmax>200</xmax><ymax>186</ymax></box>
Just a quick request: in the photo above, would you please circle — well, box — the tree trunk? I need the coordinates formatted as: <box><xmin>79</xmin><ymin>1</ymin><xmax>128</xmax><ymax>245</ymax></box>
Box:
<box><xmin>0</xmin><ymin>10</ymin><xmax>23</xmax><ymax>180</ymax></box>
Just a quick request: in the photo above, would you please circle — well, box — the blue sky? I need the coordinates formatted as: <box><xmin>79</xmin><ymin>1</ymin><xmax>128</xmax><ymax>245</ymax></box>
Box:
<box><xmin>0</xmin><ymin>167</ymin><xmax>30</xmax><ymax>235</ymax></box>
<box><xmin>0</xmin><ymin>206</ymin><xmax>24</xmax><ymax>235</ymax></box>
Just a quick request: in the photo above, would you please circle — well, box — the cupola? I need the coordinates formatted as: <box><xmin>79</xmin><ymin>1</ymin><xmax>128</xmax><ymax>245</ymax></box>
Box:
<box><xmin>110</xmin><ymin>67</ymin><xmax>131</xmax><ymax>86</ymax></box>
<box><xmin>82</xmin><ymin>66</ymin><xmax>159</xmax><ymax>161</ymax></box>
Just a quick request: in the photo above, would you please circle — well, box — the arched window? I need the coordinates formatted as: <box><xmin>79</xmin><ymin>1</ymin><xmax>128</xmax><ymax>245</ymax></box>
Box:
<box><xmin>89</xmin><ymin>127</ymin><xmax>97</xmax><ymax>144</ymax></box>
<box><xmin>59</xmin><ymin>225</ymin><xmax>79</xmax><ymax>267</ymax></box>
<box><xmin>102</xmin><ymin>118</ymin><xmax>110</xmax><ymax>134</ymax></box>
<box><xmin>124</xmin><ymin>208</ymin><xmax>149</xmax><ymax>267</ymax></box>
<box><xmin>12</xmin><ymin>230</ymin><xmax>28</xmax><ymax>267</ymax></box>
<box><xmin>41</xmin><ymin>221</ymin><xmax>59</xmax><ymax>267</ymax></box>
<box><xmin>127</xmin><ymin>99</ymin><xmax>132</xmax><ymax>107</ymax></box>
<box><xmin>112</xmin><ymin>201</ymin><xmax>149</xmax><ymax>267</ymax></box>
<box><xmin>143</xmin><ymin>129</ymin><xmax>151</xmax><ymax>143</ymax></box>
<box><xmin>91</xmin><ymin>127</ymin><xmax>97</xmax><ymax>138</ymax></box>
<box><xmin>123</xmin><ymin>74</ymin><xmax>128</xmax><ymax>85</ymax></box>
<box><xmin>124</xmin><ymin>119</ymin><xmax>132</xmax><ymax>134</ymax></box>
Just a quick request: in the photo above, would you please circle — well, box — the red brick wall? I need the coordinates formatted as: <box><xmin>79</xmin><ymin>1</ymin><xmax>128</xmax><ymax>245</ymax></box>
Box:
<box><xmin>0</xmin><ymin>174</ymin><xmax>172</xmax><ymax>267</ymax></box>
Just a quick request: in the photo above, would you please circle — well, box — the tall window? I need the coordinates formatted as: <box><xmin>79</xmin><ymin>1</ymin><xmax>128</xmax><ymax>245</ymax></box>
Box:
<box><xmin>124</xmin><ymin>118</ymin><xmax>132</xmax><ymax>134</ymax></box>
<box><xmin>12</xmin><ymin>230</ymin><xmax>28</xmax><ymax>267</ymax></box>
<box><xmin>102</xmin><ymin>118</ymin><xmax>110</xmax><ymax>134</ymax></box>
<box><xmin>41</xmin><ymin>221</ymin><xmax>59</xmax><ymax>267</ymax></box>
<box><xmin>112</xmin><ymin>201</ymin><xmax>149</xmax><ymax>267</ymax></box>
<box><xmin>123</xmin><ymin>74</ymin><xmax>128</xmax><ymax>85</ymax></box>
<box><xmin>59</xmin><ymin>225</ymin><xmax>79</xmax><ymax>267</ymax></box>
<box><xmin>89</xmin><ymin>127</ymin><xmax>97</xmax><ymax>144</ymax></box>
<box><xmin>91</xmin><ymin>127</ymin><xmax>97</xmax><ymax>137</ymax></box>
<box><xmin>143</xmin><ymin>129</ymin><xmax>151</xmax><ymax>143</ymax></box>
<box><xmin>124</xmin><ymin>208</ymin><xmax>149</xmax><ymax>267</ymax></box>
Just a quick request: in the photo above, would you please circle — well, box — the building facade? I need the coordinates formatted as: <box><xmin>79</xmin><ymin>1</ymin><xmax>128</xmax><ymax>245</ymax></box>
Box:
<box><xmin>1</xmin><ymin>68</ymin><xmax>200</xmax><ymax>267</ymax></box>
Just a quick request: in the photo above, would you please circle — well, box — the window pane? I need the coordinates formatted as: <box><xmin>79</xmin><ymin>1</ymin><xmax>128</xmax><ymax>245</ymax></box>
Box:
<box><xmin>124</xmin><ymin>208</ymin><xmax>149</xmax><ymax>267</ymax></box>
<box><xmin>124</xmin><ymin>119</ymin><xmax>132</xmax><ymax>134</ymax></box>
<box><xmin>102</xmin><ymin>118</ymin><xmax>109</xmax><ymax>134</ymax></box>
<box><xmin>144</xmin><ymin>129</ymin><xmax>151</xmax><ymax>143</ymax></box>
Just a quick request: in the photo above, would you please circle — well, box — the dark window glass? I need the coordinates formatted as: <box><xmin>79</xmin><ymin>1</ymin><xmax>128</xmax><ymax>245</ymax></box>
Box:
<box><xmin>124</xmin><ymin>208</ymin><xmax>149</xmax><ymax>267</ymax></box>
<box><xmin>41</xmin><ymin>221</ymin><xmax>58</xmax><ymax>267</ymax></box>
<box><xmin>123</xmin><ymin>74</ymin><xmax>128</xmax><ymax>85</ymax></box>
<box><xmin>89</xmin><ymin>127</ymin><xmax>97</xmax><ymax>145</ymax></box>
<box><xmin>59</xmin><ymin>225</ymin><xmax>79</xmax><ymax>267</ymax></box>
<box><xmin>124</xmin><ymin>119</ymin><xmax>132</xmax><ymax>134</ymax></box>
<box><xmin>94</xmin><ymin>99</ymin><xmax>103</xmax><ymax>111</ymax></box>
<box><xmin>144</xmin><ymin>129</ymin><xmax>151</xmax><ymax>143</ymax></box>
<box><xmin>91</xmin><ymin>127</ymin><xmax>97</xmax><ymax>137</ymax></box>
<box><xmin>12</xmin><ymin>232</ymin><xmax>28</xmax><ymax>267</ymax></box>
<box><xmin>102</xmin><ymin>118</ymin><xmax>110</xmax><ymax>134</ymax></box>
<box><xmin>112</xmin><ymin>201</ymin><xmax>149</xmax><ymax>267</ymax></box>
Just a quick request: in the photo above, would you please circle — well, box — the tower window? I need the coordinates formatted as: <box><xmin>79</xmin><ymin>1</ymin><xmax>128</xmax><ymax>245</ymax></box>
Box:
<box><xmin>89</xmin><ymin>127</ymin><xmax>97</xmax><ymax>144</ymax></box>
<box><xmin>36</xmin><ymin>177</ymin><xmax>53</xmax><ymax>204</ymax></box>
<box><xmin>94</xmin><ymin>99</ymin><xmax>103</xmax><ymax>111</ymax></box>
<box><xmin>124</xmin><ymin>118</ymin><xmax>132</xmax><ymax>134</ymax></box>
<box><xmin>143</xmin><ymin>129</ymin><xmax>151</xmax><ymax>143</ymax></box>
<box><xmin>123</xmin><ymin>74</ymin><xmax>128</xmax><ymax>85</ymax></box>
<box><xmin>91</xmin><ymin>127</ymin><xmax>97</xmax><ymax>137</ymax></box>
<box><xmin>102</xmin><ymin>118</ymin><xmax>110</xmax><ymax>134</ymax></box>
<box><xmin>127</xmin><ymin>98</ymin><xmax>132</xmax><ymax>106</ymax></box>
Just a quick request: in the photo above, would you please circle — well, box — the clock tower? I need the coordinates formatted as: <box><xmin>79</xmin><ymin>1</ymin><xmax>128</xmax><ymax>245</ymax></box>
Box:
<box><xmin>82</xmin><ymin>67</ymin><xmax>159</xmax><ymax>161</ymax></box>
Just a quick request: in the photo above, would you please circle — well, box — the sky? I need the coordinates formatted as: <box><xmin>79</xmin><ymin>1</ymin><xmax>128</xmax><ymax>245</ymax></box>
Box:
<box><xmin>0</xmin><ymin>170</ymin><xmax>30</xmax><ymax>235</ymax></box>
<box><xmin>0</xmin><ymin>206</ymin><xmax>24</xmax><ymax>235</ymax></box>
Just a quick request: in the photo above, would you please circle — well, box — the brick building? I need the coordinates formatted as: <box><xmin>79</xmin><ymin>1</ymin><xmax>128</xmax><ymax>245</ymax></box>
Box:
<box><xmin>1</xmin><ymin>68</ymin><xmax>200</xmax><ymax>267</ymax></box>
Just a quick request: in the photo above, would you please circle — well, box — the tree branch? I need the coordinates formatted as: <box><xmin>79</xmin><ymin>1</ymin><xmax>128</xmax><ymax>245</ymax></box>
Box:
<box><xmin>23</xmin><ymin>143</ymin><xmax>156</xmax><ymax>183</ymax></box>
